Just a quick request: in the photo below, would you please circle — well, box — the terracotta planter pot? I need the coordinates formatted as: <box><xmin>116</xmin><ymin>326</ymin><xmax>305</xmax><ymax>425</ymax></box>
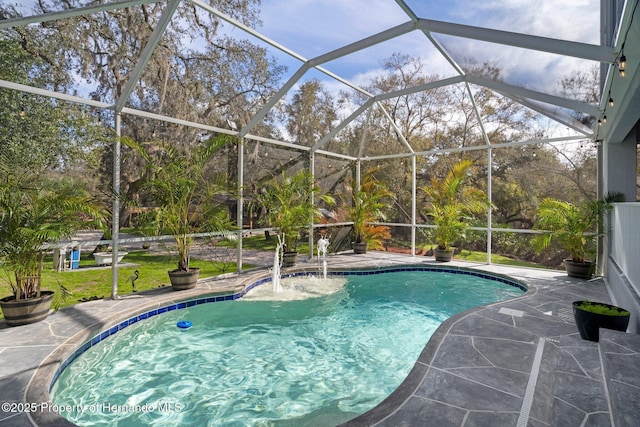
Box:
<box><xmin>434</xmin><ymin>247</ymin><xmax>454</xmax><ymax>262</ymax></box>
<box><xmin>572</xmin><ymin>300</ymin><xmax>630</xmax><ymax>342</ymax></box>
<box><xmin>168</xmin><ymin>268</ymin><xmax>200</xmax><ymax>291</ymax></box>
<box><xmin>564</xmin><ymin>260</ymin><xmax>595</xmax><ymax>280</ymax></box>
<box><xmin>352</xmin><ymin>241</ymin><xmax>368</xmax><ymax>254</ymax></box>
<box><xmin>0</xmin><ymin>291</ymin><xmax>54</xmax><ymax>327</ymax></box>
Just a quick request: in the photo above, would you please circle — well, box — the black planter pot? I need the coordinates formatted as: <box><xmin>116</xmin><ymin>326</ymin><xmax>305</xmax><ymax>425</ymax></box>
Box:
<box><xmin>0</xmin><ymin>291</ymin><xmax>54</xmax><ymax>326</ymax></box>
<box><xmin>564</xmin><ymin>259</ymin><xmax>595</xmax><ymax>279</ymax></box>
<box><xmin>168</xmin><ymin>268</ymin><xmax>200</xmax><ymax>291</ymax></box>
<box><xmin>434</xmin><ymin>247</ymin><xmax>454</xmax><ymax>262</ymax></box>
<box><xmin>572</xmin><ymin>300</ymin><xmax>630</xmax><ymax>342</ymax></box>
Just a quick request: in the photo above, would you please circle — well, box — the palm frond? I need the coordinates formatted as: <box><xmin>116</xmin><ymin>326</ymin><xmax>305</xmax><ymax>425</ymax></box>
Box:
<box><xmin>419</xmin><ymin>160</ymin><xmax>489</xmax><ymax>249</ymax></box>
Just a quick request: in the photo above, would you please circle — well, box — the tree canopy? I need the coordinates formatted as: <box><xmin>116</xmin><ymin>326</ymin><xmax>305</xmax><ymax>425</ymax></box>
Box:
<box><xmin>0</xmin><ymin>1</ymin><xmax>603</xmax><ymax>268</ymax></box>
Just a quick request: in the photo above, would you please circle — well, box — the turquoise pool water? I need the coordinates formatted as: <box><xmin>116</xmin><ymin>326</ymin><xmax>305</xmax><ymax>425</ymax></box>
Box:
<box><xmin>51</xmin><ymin>269</ymin><xmax>524</xmax><ymax>426</ymax></box>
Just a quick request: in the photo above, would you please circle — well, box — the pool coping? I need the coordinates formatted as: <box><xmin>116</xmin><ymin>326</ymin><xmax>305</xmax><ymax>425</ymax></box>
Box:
<box><xmin>1</xmin><ymin>252</ymin><xmax>616</xmax><ymax>426</ymax></box>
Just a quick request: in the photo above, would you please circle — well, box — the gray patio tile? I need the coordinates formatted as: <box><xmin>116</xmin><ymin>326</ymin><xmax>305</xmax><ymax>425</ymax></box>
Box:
<box><xmin>558</xmin><ymin>346</ymin><xmax>603</xmax><ymax>380</ymax></box>
<box><xmin>600</xmin><ymin>339</ymin><xmax>638</xmax><ymax>355</ymax></box>
<box><xmin>448</xmin><ymin>314</ymin><xmax>537</xmax><ymax>344</ymax></box>
<box><xmin>546</xmin><ymin>287</ymin><xmax>610</xmax><ymax>305</ymax></box>
<box><xmin>464</xmin><ymin>411</ymin><xmax>520</xmax><ymax>427</ymax></box>
<box><xmin>513</xmin><ymin>314</ymin><xmax>581</xmax><ymax>339</ymax></box>
<box><xmin>558</xmin><ymin>332</ymin><xmax>599</xmax><ymax>348</ymax></box>
<box><xmin>0</xmin><ymin>373</ymin><xmax>33</xmax><ymax>406</ymax></box>
<box><xmin>521</xmin><ymin>295</ymin><xmax>571</xmax><ymax>311</ymax></box>
<box><xmin>494</xmin><ymin>299</ymin><xmax>562</xmax><ymax>318</ymax></box>
<box><xmin>517</xmin><ymin>302</ymin><xmax>575</xmax><ymax>326</ymax></box>
<box><xmin>376</xmin><ymin>396</ymin><xmax>467</xmax><ymax>427</ymax></box>
<box><xmin>46</xmin><ymin>316</ymin><xmax>104</xmax><ymax>338</ymax></box>
<box><xmin>556</xmin><ymin>347</ymin><xmax>593</xmax><ymax>376</ymax></box>
<box><xmin>553</xmin><ymin>372</ymin><xmax>608</xmax><ymax>413</ymax></box>
<box><xmin>526</xmin><ymin>415</ymin><xmax>551</xmax><ymax>427</ymax></box>
<box><xmin>415</xmin><ymin>368</ymin><xmax>523</xmax><ymax>412</ymax></box>
<box><xmin>600</xmin><ymin>328</ymin><xmax>640</xmax><ymax>353</ymax></box>
<box><xmin>550</xmin><ymin>398</ymin><xmax>590</xmax><ymax>427</ymax></box>
<box><xmin>608</xmin><ymin>380</ymin><xmax>640</xmax><ymax>427</ymax></box>
<box><xmin>429</xmin><ymin>335</ymin><xmax>494</xmax><ymax>370</ymax></box>
<box><xmin>471</xmin><ymin>336</ymin><xmax>537</xmax><ymax>373</ymax></box>
<box><xmin>0</xmin><ymin>346</ymin><xmax>57</xmax><ymax>378</ymax></box>
<box><xmin>0</xmin><ymin>412</ymin><xmax>34</xmax><ymax>426</ymax></box>
<box><xmin>477</xmin><ymin>308</ymin><xmax>517</xmax><ymax>327</ymax></box>
<box><xmin>583</xmin><ymin>412</ymin><xmax>613</xmax><ymax>427</ymax></box>
<box><xmin>441</xmin><ymin>366</ymin><xmax>529</xmax><ymax>397</ymax></box>
<box><xmin>0</xmin><ymin>321</ymin><xmax>62</xmax><ymax>347</ymax></box>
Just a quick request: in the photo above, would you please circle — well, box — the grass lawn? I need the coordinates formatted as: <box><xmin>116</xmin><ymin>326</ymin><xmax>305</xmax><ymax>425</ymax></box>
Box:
<box><xmin>223</xmin><ymin>234</ymin><xmax>312</xmax><ymax>254</ymax></box>
<box><xmin>386</xmin><ymin>237</ymin><xmax>550</xmax><ymax>270</ymax></box>
<box><xmin>238</xmin><ymin>234</ymin><xmax>548</xmax><ymax>269</ymax></box>
<box><xmin>456</xmin><ymin>249</ymin><xmax>550</xmax><ymax>269</ymax></box>
<box><xmin>0</xmin><ymin>250</ymin><xmax>253</xmax><ymax>319</ymax></box>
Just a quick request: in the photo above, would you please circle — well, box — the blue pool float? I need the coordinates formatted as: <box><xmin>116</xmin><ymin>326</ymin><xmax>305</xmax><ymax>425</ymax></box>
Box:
<box><xmin>176</xmin><ymin>320</ymin><xmax>192</xmax><ymax>330</ymax></box>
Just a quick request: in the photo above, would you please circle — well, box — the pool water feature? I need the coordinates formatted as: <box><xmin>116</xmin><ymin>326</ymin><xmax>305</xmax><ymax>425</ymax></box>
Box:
<box><xmin>272</xmin><ymin>234</ymin><xmax>285</xmax><ymax>292</ymax></box>
<box><xmin>242</xmin><ymin>275</ymin><xmax>347</xmax><ymax>301</ymax></box>
<box><xmin>51</xmin><ymin>268</ymin><xmax>525</xmax><ymax>426</ymax></box>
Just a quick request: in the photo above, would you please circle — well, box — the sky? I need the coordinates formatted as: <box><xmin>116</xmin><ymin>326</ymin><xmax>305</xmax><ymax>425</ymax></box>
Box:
<box><xmin>6</xmin><ymin>0</ymin><xmax>602</xmax><ymax>96</ymax></box>
<box><xmin>247</xmin><ymin>0</ymin><xmax>603</xmax><ymax>141</ymax></box>
<box><xmin>251</xmin><ymin>0</ymin><xmax>602</xmax><ymax>94</ymax></box>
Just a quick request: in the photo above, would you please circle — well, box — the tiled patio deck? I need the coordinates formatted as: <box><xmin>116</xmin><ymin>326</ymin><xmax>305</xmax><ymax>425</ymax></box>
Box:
<box><xmin>0</xmin><ymin>251</ymin><xmax>636</xmax><ymax>426</ymax></box>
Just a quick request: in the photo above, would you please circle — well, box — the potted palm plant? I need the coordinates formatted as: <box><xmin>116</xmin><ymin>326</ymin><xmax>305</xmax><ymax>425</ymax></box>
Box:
<box><xmin>532</xmin><ymin>192</ymin><xmax>624</xmax><ymax>279</ymax></box>
<box><xmin>125</xmin><ymin>135</ymin><xmax>232</xmax><ymax>290</ymax></box>
<box><xmin>345</xmin><ymin>167</ymin><xmax>393</xmax><ymax>254</ymax></box>
<box><xmin>0</xmin><ymin>162</ymin><xmax>105</xmax><ymax>326</ymax></box>
<box><xmin>257</xmin><ymin>169</ymin><xmax>334</xmax><ymax>266</ymax></box>
<box><xmin>420</xmin><ymin>160</ymin><xmax>489</xmax><ymax>262</ymax></box>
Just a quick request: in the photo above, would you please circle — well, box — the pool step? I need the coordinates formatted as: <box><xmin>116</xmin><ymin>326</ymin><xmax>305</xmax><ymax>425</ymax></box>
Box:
<box><xmin>599</xmin><ymin>329</ymin><xmax>640</xmax><ymax>427</ymax></box>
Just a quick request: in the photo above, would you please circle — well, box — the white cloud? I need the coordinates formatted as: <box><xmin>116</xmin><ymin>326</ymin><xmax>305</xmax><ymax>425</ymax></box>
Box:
<box><xmin>258</xmin><ymin>0</ymin><xmax>600</xmax><ymax>98</ymax></box>
<box><xmin>453</xmin><ymin>0</ymin><xmax>599</xmax><ymax>44</ymax></box>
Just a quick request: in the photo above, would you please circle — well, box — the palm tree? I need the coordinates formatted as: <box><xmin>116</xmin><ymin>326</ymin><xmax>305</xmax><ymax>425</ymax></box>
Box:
<box><xmin>345</xmin><ymin>167</ymin><xmax>393</xmax><ymax>252</ymax></box>
<box><xmin>124</xmin><ymin>135</ymin><xmax>232</xmax><ymax>288</ymax></box>
<box><xmin>256</xmin><ymin>169</ymin><xmax>334</xmax><ymax>265</ymax></box>
<box><xmin>0</xmin><ymin>160</ymin><xmax>105</xmax><ymax>325</ymax></box>
<box><xmin>420</xmin><ymin>159</ymin><xmax>489</xmax><ymax>260</ymax></box>
<box><xmin>532</xmin><ymin>192</ymin><xmax>624</xmax><ymax>277</ymax></box>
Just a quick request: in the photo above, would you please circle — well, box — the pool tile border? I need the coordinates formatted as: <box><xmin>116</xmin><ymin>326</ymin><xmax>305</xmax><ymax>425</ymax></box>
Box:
<box><xmin>49</xmin><ymin>265</ymin><xmax>527</xmax><ymax>395</ymax></box>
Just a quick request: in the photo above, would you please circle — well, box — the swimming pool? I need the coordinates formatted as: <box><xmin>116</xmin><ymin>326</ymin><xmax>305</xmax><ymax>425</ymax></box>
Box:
<box><xmin>51</xmin><ymin>267</ymin><xmax>525</xmax><ymax>426</ymax></box>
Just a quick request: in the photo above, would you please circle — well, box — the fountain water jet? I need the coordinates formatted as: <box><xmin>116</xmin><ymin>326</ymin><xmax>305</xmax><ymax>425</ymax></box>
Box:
<box><xmin>317</xmin><ymin>236</ymin><xmax>329</xmax><ymax>280</ymax></box>
<box><xmin>243</xmin><ymin>234</ymin><xmax>346</xmax><ymax>302</ymax></box>
<box><xmin>272</xmin><ymin>234</ymin><xmax>284</xmax><ymax>292</ymax></box>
